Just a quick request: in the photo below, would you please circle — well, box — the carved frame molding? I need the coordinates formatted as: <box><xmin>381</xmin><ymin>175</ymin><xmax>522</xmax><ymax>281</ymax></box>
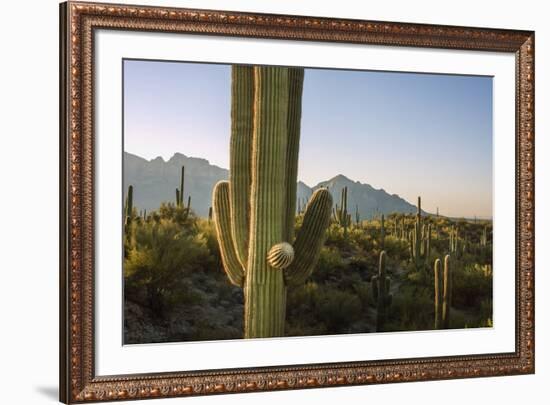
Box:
<box><xmin>59</xmin><ymin>1</ymin><xmax>535</xmax><ymax>403</ymax></box>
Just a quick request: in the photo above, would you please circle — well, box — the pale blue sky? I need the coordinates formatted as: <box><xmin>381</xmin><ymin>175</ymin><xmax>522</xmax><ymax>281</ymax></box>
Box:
<box><xmin>124</xmin><ymin>59</ymin><xmax>493</xmax><ymax>218</ymax></box>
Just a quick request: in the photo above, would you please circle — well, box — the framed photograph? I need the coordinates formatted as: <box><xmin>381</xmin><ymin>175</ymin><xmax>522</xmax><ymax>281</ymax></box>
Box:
<box><xmin>59</xmin><ymin>1</ymin><xmax>535</xmax><ymax>402</ymax></box>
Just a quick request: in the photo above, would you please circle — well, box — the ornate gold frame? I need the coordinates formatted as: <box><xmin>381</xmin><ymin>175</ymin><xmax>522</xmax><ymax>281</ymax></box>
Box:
<box><xmin>59</xmin><ymin>1</ymin><xmax>535</xmax><ymax>403</ymax></box>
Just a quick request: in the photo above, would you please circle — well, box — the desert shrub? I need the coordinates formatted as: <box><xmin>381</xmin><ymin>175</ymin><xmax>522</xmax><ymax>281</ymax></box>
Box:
<box><xmin>386</xmin><ymin>285</ymin><xmax>433</xmax><ymax>331</ymax></box>
<box><xmin>195</xmin><ymin>218</ymin><xmax>223</xmax><ymax>272</ymax></box>
<box><xmin>125</xmin><ymin>218</ymin><xmax>212</xmax><ymax>317</ymax></box>
<box><xmin>316</xmin><ymin>286</ymin><xmax>362</xmax><ymax>331</ymax></box>
<box><xmin>313</xmin><ymin>246</ymin><xmax>346</xmax><ymax>283</ymax></box>
<box><xmin>352</xmin><ymin>280</ymin><xmax>372</xmax><ymax>310</ymax></box>
<box><xmin>452</xmin><ymin>262</ymin><xmax>492</xmax><ymax>309</ymax></box>
<box><xmin>286</xmin><ymin>282</ymin><xmax>362</xmax><ymax>335</ymax></box>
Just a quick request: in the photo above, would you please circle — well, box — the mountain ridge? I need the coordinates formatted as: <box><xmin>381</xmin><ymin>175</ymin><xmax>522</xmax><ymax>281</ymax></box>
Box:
<box><xmin>124</xmin><ymin>152</ymin><xmax>424</xmax><ymax>218</ymax></box>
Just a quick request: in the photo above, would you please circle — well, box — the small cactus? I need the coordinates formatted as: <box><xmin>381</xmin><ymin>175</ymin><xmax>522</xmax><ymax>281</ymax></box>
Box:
<box><xmin>380</xmin><ymin>214</ymin><xmax>386</xmax><ymax>251</ymax></box>
<box><xmin>175</xmin><ymin>165</ymin><xmax>191</xmax><ymax>220</ymax></box>
<box><xmin>333</xmin><ymin>186</ymin><xmax>351</xmax><ymax>236</ymax></box>
<box><xmin>434</xmin><ymin>255</ymin><xmax>452</xmax><ymax>329</ymax></box>
<box><xmin>372</xmin><ymin>250</ymin><xmax>392</xmax><ymax>332</ymax></box>
<box><xmin>480</xmin><ymin>225</ymin><xmax>488</xmax><ymax>247</ymax></box>
<box><xmin>408</xmin><ymin>197</ymin><xmax>430</xmax><ymax>269</ymax></box>
<box><xmin>124</xmin><ymin>185</ymin><xmax>134</xmax><ymax>229</ymax></box>
<box><xmin>442</xmin><ymin>255</ymin><xmax>452</xmax><ymax>328</ymax></box>
<box><xmin>434</xmin><ymin>258</ymin><xmax>442</xmax><ymax>329</ymax></box>
<box><xmin>449</xmin><ymin>225</ymin><xmax>461</xmax><ymax>258</ymax></box>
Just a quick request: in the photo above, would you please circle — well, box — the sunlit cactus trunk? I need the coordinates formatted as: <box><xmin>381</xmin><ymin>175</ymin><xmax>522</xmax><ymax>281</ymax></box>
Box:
<box><xmin>213</xmin><ymin>65</ymin><xmax>332</xmax><ymax>338</ymax></box>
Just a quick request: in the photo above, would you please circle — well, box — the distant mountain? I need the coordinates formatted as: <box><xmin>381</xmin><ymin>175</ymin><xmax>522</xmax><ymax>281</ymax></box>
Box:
<box><xmin>124</xmin><ymin>152</ymin><xmax>424</xmax><ymax>218</ymax></box>
<box><xmin>312</xmin><ymin>174</ymin><xmax>424</xmax><ymax>219</ymax></box>
<box><xmin>124</xmin><ymin>152</ymin><xmax>228</xmax><ymax>217</ymax></box>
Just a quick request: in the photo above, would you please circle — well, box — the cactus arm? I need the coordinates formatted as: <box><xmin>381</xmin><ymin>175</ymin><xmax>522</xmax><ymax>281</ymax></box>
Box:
<box><xmin>283</xmin><ymin>68</ymin><xmax>305</xmax><ymax>242</ymax></box>
<box><xmin>212</xmin><ymin>181</ymin><xmax>244</xmax><ymax>287</ymax></box>
<box><xmin>284</xmin><ymin>188</ymin><xmax>333</xmax><ymax>286</ymax></box>
<box><xmin>229</xmin><ymin>65</ymin><xmax>255</xmax><ymax>269</ymax></box>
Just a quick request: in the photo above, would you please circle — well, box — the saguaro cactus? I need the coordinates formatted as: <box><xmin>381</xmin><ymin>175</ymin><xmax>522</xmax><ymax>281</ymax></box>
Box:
<box><xmin>333</xmin><ymin>186</ymin><xmax>351</xmax><ymax>236</ymax></box>
<box><xmin>480</xmin><ymin>225</ymin><xmax>488</xmax><ymax>247</ymax></box>
<box><xmin>433</xmin><ymin>258</ymin><xmax>442</xmax><ymax>329</ymax></box>
<box><xmin>124</xmin><ymin>185</ymin><xmax>134</xmax><ymax>229</ymax></box>
<box><xmin>213</xmin><ymin>66</ymin><xmax>332</xmax><ymax>339</ymax></box>
<box><xmin>380</xmin><ymin>214</ymin><xmax>386</xmax><ymax>250</ymax></box>
<box><xmin>175</xmin><ymin>165</ymin><xmax>192</xmax><ymax>219</ymax></box>
<box><xmin>442</xmin><ymin>255</ymin><xmax>452</xmax><ymax>328</ymax></box>
<box><xmin>372</xmin><ymin>250</ymin><xmax>392</xmax><ymax>332</ymax></box>
<box><xmin>434</xmin><ymin>255</ymin><xmax>452</xmax><ymax>329</ymax></box>
<box><xmin>449</xmin><ymin>225</ymin><xmax>461</xmax><ymax>257</ymax></box>
<box><xmin>408</xmin><ymin>196</ymin><xmax>430</xmax><ymax>269</ymax></box>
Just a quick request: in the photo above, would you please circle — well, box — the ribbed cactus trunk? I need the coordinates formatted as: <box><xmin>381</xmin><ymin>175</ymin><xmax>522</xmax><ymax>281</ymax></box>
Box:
<box><xmin>213</xmin><ymin>66</ymin><xmax>332</xmax><ymax>339</ymax></box>
<box><xmin>243</xmin><ymin>67</ymin><xmax>289</xmax><ymax>338</ymax></box>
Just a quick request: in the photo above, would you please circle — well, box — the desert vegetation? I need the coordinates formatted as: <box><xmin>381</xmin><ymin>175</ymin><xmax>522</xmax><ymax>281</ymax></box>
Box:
<box><xmin>124</xmin><ymin>65</ymin><xmax>493</xmax><ymax>343</ymax></box>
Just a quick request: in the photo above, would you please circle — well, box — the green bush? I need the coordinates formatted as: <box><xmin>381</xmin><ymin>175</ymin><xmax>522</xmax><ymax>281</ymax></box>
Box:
<box><xmin>125</xmin><ymin>218</ymin><xmax>211</xmax><ymax>317</ymax></box>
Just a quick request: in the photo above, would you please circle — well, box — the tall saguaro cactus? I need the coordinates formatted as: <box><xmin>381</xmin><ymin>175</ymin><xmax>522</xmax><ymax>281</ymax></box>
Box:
<box><xmin>213</xmin><ymin>66</ymin><xmax>332</xmax><ymax>339</ymax></box>
<box><xmin>434</xmin><ymin>255</ymin><xmax>452</xmax><ymax>329</ymax></box>
<box><xmin>372</xmin><ymin>250</ymin><xmax>392</xmax><ymax>332</ymax></box>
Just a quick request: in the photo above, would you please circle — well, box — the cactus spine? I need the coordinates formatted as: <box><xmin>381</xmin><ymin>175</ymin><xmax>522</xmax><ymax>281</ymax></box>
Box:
<box><xmin>434</xmin><ymin>255</ymin><xmax>452</xmax><ymax>329</ymax></box>
<box><xmin>213</xmin><ymin>66</ymin><xmax>332</xmax><ymax>338</ymax></box>
<box><xmin>333</xmin><ymin>186</ymin><xmax>351</xmax><ymax>236</ymax></box>
<box><xmin>372</xmin><ymin>250</ymin><xmax>392</xmax><ymax>332</ymax></box>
